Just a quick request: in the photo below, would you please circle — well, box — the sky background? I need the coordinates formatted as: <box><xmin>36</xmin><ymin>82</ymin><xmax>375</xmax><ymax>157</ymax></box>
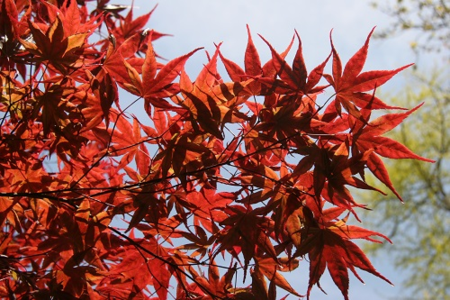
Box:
<box><xmin>115</xmin><ymin>1</ymin><xmax>437</xmax><ymax>299</ymax></box>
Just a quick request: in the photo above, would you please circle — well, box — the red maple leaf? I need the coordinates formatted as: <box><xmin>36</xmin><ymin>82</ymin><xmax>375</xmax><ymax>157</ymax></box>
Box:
<box><xmin>351</xmin><ymin>103</ymin><xmax>435</xmax><ymax>200</ymax></box>
<box><xmin>323</xmin><ymin>28</ymin><xmax>412</xmax><ymax>119</ymax></box>
<box><xmin>20</xmin><ymin>16</ymin><xmax>89</xmax><ymax>73</ymax></box>
<box><xmin>219</xmin><ymin>25</ymin><xmax>295</xmax><ymax>96</ymax></box>
<box><xmin>121</xmin><ymin>31</ymin><xmax>201</xmax><ymax>113</ymax></box>
<box><xmin>260</xmin><ymin>31</ymin><xmax>330</xmax><ymax>96</ymax></box>
<box><xmin>295</xmin><ymin>213</ymin><xmax>392</xmax><ymax>300</ymax></box>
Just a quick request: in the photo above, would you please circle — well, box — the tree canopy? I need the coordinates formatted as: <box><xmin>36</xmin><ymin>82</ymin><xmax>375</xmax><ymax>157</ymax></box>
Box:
<box><xmin>364</xmin><ymin>0</ymin><xmax>450</xmax><ymax>299</ymax></box>
<box><xmin>371</xmin><ymin>0</ymin><xmax>449</xmax><ymax>55</ymax></box>
<box><xmin>0</xmin><ymin>1</ymin><xmax>432</xmax><ymax>299</ymax></box>
<box><xmin>362</xmin><ymin>71</ymin><xmax>450</xmax><ymax>299</ymax></box>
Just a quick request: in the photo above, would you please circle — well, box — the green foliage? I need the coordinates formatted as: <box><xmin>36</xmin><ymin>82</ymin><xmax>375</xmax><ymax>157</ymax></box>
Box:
<box><xmin>366</xmin><ymin>1</ymin><xmax>450</xmax><ymax>297</ymax></box>
<box><xmin>362</xmin><ymin>71</ymin><xmax>450</xmax><ymax>299</ymax></box>
<box><xmin>371</xmin><ymin>0</ymin><xmax>450</xmax><ymax>55</ymax></box>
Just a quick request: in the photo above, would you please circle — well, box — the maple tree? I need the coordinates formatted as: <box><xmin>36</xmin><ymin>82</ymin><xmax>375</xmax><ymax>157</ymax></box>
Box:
<box><xmin>0</xmin><ymin>1</ymin><xmax>433</xmax><ymax>299</ymax></box>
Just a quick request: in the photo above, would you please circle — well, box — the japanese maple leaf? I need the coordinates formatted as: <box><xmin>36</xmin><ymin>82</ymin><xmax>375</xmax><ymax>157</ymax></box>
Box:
<box><xmin>110</xmin><ymin>4</ymin><xmax>167</xmax><ymax>44</ymax></box>
<box><xmin>108</xmin><ymin>114</ymin><xmax>150</xmax><ymax>174</ymax></box>
<box><xmin>41</xmin><ymin>0</ymin><xmax>101</xmax><ymax>37</ymax></box>
<box><xmin>32</xmin><ymin>80</ymin><xmax>77</xmax><ymax>136</ymax></box>
<box><xmin>215</xmin><ymin>205</ymin><xmax>278</xmax><ymax>276</ymax></box>
<box><xmin>20</xmin><ymin>16</ymin><xmax>87</xmax><ymax>73</ymax></box>
<box><xmin>260</xmin><ymin>31</ymin><xmax>330</xmax><ymax>96</ymax></box>
<box><xmin>122</xmin><ymin>31</ymin><xmax>201</xmax><ymax>112</ymax></box>
<box><xmin>180</xmin><ymin>258</ymin><xmax>238</xmax><ymax>298</ymax></box>
<box><xmin>185</xmin><ymin>188</ymin><xmax>234</xmax><ymax>234</ymax></box>
<box><xmin>323</xmin><ymin>209</ymin><xmax>391</xmax><ymax>244</ymax></box>
<box><xmin>0</xmin><ymin>0</ymin><xmax>31</xmax><ymax>61</ymax></box>
<box><xmin>323</xmin><ymin>28</ymin><xmax>412</xmax><ymax>119</ymax></box>
<box><xmin>254</xmin><ymin>255</ymin><xmax>303</xmax><ymax>298</ymax></box>
<box><xmin>219</xmin><ymin>25</ymin><xmax>295</xmax><ymax>95</ymax></box>
<box><xmin>178</xmin><ymin>45</ymin><xmax>236</xmax><ymax>139</ymax></box>
<box><xmin>104</xmin><ymin>239</ymin><xmax>171</xmax><ymax>300</ymax></box>
<box><xmin>351</xmin><ymin>103</ymin><xmax>435</xmax><ymax>200</ymax></box>
<box><xmin>295</xmin><ymin>218</ymin><xmax>392</xmax><ymax>300</ymax></box>
<box><xmin>100</xmin><ymin>33</ymin><xmax>144</xmax><ymax>84</ymax></box>
<box><xmin>293</xmin><ymin>139</ymin><xmax>380</xmax><ymax>212</ymax></box>
<box><xmin>81</xmin><ymin>71</ymin><xmax>118</xmax><ymax>130</ymax></box>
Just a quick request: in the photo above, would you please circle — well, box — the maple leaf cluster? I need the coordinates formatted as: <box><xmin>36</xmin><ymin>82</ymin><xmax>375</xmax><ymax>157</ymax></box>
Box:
<box><xmin>0</xmin><ymin>1</ymin><xmax>433</xmax><ymax>299</ymax></box>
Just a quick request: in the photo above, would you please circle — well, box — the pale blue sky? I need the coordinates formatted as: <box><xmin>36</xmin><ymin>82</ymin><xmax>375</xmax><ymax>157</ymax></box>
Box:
<box><xmin>147</xmin><ymin>0</ymin><xmax>419</xmax><ymax>80</ymax></box>
<box><xmin>120</xmin><ymin>1</ymin><xmax>432</xmax><ymax>299</ymax></box>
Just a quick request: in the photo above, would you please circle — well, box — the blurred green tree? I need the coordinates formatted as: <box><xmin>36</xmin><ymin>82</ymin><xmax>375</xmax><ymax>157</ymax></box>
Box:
<box><xmin>371</xmin><ymin>0</ymin><xmax>449</xmax><ymax>55</ymax></box>
<box><xmin>363</xmin><ymin>71</ymin><xmax>450</xmax><ymax>299</ymax></box>
<box><xmin>366</xmin><ymin>0</ymin><xmax>450</xmax><ymax>299</ymax></box>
